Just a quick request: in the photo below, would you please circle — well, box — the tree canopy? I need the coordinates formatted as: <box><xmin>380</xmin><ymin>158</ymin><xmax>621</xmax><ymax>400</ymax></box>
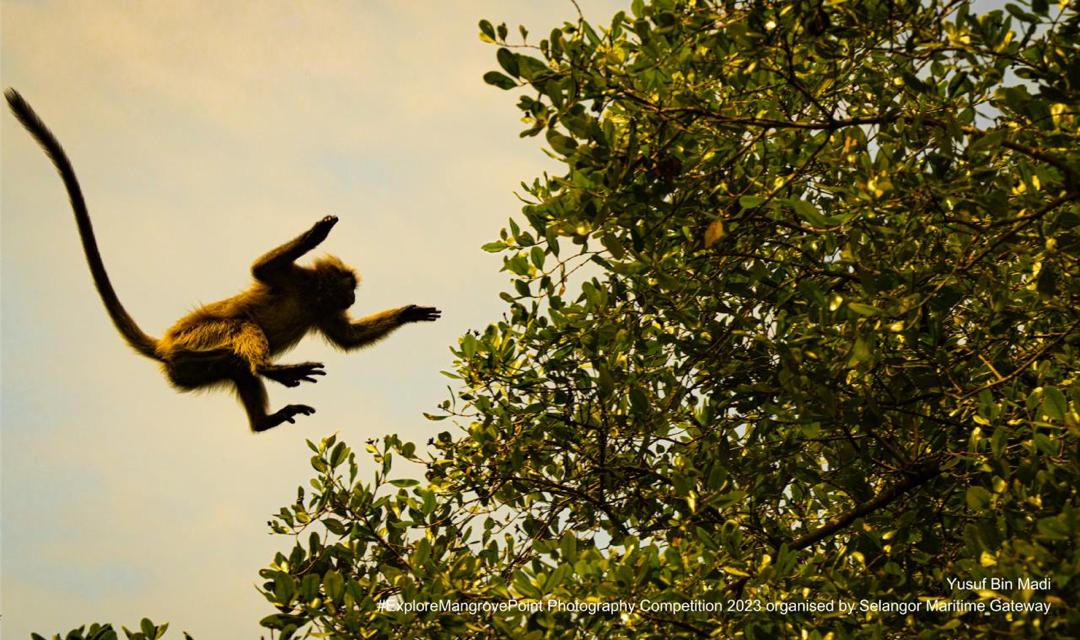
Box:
<box><xmin>251</xmin><ymin>0</ymin><xmax>1080</xmax><ymax>637</ymax></box>
<box><xmin>40</xmin><ymin>0</ymin><xmax>1080</xmax><ymax>638</ymax></box>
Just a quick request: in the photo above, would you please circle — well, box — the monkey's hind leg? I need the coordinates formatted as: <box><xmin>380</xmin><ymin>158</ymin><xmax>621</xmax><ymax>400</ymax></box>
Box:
<box><xmin>233</xmin><ymin>373</ymin><xmax>315</xmax><ymax>433</ymax></box>
<box><xmin>166</xmin><ymin>348</ymin><xmax>239</xmax><ymax>388</ymax></box>
<box><xmin>226</xmin><ymin>322</ymin><xmax>325</xmax><ymax>388</ymax></box>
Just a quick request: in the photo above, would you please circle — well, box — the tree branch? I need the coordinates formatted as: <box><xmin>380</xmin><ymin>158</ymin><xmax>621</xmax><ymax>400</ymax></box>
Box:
<box><xmin>789</xmin><ymin>460</ymin><xmax>941</xmax><ymax>550</ymax></box>
<box><xmin>619</xmin><ymin>92</ymin><xmax>1079</xmax><ymax>184</ymax></box>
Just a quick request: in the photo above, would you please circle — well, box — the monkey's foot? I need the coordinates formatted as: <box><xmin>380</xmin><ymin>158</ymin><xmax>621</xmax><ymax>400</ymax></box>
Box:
<box><xmin>260</xmin><ymin>362</ymin><xmax>326</xmax><ymax>387</ymax></box>
<box><xmin>401</xmin><ymin>305</ymin><xmax>442</xmax><ymax>323</ymax></box>
<box><xmin>254</xmin><ymin>404</ymin><xmax>316</xmax><ymax>432</ymax></box>
<box><xmin>277</xmin><ymin>404</ymin><xmax>315</xmax><ymax>424</ymax></box>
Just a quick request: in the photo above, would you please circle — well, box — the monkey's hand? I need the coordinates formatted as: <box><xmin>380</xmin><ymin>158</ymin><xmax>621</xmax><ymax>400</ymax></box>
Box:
<box><xmin>400</xmin><ymin>305</ymin><xmax>442</xmax><ymax>323</ymax></box>
<box><xmin>306</xmin><ymin>215</ymin><xmax>338</xmax><ymax>245</ymax></box>
<box><xmin>260</xmin><ymin>362</ymin><xmax>326</xmax><ymax>387</ymax></box>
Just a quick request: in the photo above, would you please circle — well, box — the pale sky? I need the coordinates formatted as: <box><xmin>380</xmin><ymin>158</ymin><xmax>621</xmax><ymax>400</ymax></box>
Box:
<box><xmin>1</xmin><ymin>1</ymin><xmax>625</xmax><ymax>636</ymax></box>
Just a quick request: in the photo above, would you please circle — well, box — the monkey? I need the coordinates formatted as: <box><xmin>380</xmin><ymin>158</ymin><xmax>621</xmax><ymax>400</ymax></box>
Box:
<box><xmin>5</xmin><ymin>88</ymin><xmax>441</xmax><ymax>432</ymax></box>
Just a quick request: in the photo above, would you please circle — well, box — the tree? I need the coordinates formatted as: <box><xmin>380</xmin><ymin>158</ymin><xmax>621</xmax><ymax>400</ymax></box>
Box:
<box><xmin>32</xmin><ymin>620</ymin><xmax>179</xmax><ymax>640</ymax></box>
<box><xmin>259</xmin><ymin>1</ymin><xmax>1079</xmax><ymax>637</ymax></box>
<box><xmin>44</xmin><ymin>0</ymin><xmax>1079</xmax><ymax>637</ymax></box>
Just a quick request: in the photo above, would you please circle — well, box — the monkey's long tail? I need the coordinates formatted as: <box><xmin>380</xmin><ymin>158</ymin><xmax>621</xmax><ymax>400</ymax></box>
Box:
<box><xmin>5</xmin><ymin>88</ymin><xmax>161</xmax><ymax>361</ymax></box>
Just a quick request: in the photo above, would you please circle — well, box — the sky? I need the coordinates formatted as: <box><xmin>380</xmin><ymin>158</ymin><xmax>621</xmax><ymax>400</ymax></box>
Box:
<box><xmin>0</xmin><ymin>1</ymin><xmax>625</xmax><ymax>636</ymax></box>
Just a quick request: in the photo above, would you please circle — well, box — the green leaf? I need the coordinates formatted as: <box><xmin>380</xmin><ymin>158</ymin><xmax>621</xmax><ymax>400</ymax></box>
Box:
<box><xmin>600</xmin><ymin>233</ymin><xmax>625</xmax><ymax>259</ymax></box>
<box><xmin>479</xmin><ymin>19</ymin><xmax>496</xmax><ymax>41</ymax></box>
<box><xmin>990</xmin><ymin>427</ymin><xmax>1006</xmax><ymax>458</ymax></box>
<box><xmin>462</xmin><ymin>333</ymin><xmax>478</xmax><ymax>358</ymax></box>
<box><xmin>273</xmin><ymin>573</ymin><xmax>296</xmax><ymax>604</ymax></box>
<box><xmin>847</xmin><ymin>302</ymin><xmax>881</xmax><ymax>316</ymax></box>
<box><xmin>786</xmin><ymin>198</ymin><xmax>831</xmax><ymax>227</ymax></box>
<box><xmin>1005</xmin><ymin>3</ymin><xmax>1038</xmax><ymax>22</ymax></box>
<box><xmin>497</xmin><ymin>48</ymin><xmax>520</xmax><ymax>77</ymax></box>
<box><xmin>899</xmin><ymin>70</ymin><xmax>927</xmax><ymax>93</ymax></box>
<box><xmin>414</xmin><ymin>538</ymin><xmax>432</xmax><ymax>565</ymax></box>
<box><xmin>1036</xmin><ymin>516</ymin><xmax>1070</xmax><ymax>540</ymax></box>
<box><xmin>323</xmin><ymin>570</ymin><xmax>345</xmax><ymax>601</ymax></box>
<box><xmin>516</xmin><ymin>55</ymin><xmax>550</xmax><ymax>81</ymax></box>
<box><xmin>1000</xmin><ymin>86</ymin><xmax>1032</xmax><ymax>114</ymax></box>
<box><xmin>547</xmin><ymin>131</ymin><xmax>578</xmax><ymax>156</ymax></box>
<box><xmin>968</xmin><ymin>128</ymin><xmax>1006</xmax><ymax>154</ymax></box>
<box><xmin>848</xmin><ymin>336</ymin><xmax>873</xmax><ymax>366</ymax></box>
<box><xmin>1033</xmin><ymin>432</ymin><xmax>1056</xmax><ymax>455</ymax></box>
<box><xmin>507</xmin><ymin>253</ymin><xmax>531</xmax><ymax>275</ymax></box>
<box><xmin>330</xmin><ymin>442</ymin><xmax>348</xmax><ymax>468</ymax></box>
<box><xmin>420</xmin><ymin>489</ymin><xmax>436</xmax><ymax>516</ymax></box>
<box><xmin>629</xmin><ymin>386</ymin><xmax>649</xmax><ymax>413</ymax></box>
<box><xmin>713</xmin><ymin>490</ymin><xmax>748</xmax><ymax>508</ymax></box>
<box><xmin>545</xmin><ymin>563</ymin><xmax>571</xmax><ymax>590</ymax></box>
<box><xmin>1040</xmin><ymin>386</ymin><xmax>1067</xmax><ymax>420</ymax></box>
<box><xmin>559</xmin><ymin>532</ymin><xmax>577</xmax><ymax>561</ymax></box>
<box><xmin>483</xmin><ymin>71</ymin><xmax>518</xmax><ymax>90</ymax></box>
<box><xmin>966</xmin><ymin>486</ymin><xmax>991</xmax><ymax>510</ymax></box>
<box><xmin>513</xmin><ymin>570</ymin><xmax>541</xmax><ymax>598</ymax></box>
<box><xmin>324</xmin><ymin>517</ymin><xmax>347</xmax><ymax>535</ymax></box>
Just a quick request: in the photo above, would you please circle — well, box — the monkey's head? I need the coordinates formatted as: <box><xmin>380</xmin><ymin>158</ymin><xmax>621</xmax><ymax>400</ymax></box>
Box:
<box><xmin>311</xmin><ymin>255</ymin><xmax>359</xmax><ymax>310</ymax></box>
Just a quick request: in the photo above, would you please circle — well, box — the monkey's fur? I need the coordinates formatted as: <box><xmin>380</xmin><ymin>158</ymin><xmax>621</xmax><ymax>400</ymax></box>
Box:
<box><xmin>5</xmin><ymin>88</ymin><xmax>441</xmax><ymax>432</ymax></box>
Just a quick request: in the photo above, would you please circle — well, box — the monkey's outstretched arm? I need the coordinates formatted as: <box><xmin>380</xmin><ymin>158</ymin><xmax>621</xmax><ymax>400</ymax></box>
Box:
<box><xmin>252</xmin><ymin>215</ymin><xmax>338</xmax><ymax>284</ymax></box>
<box><xmin>318</xmin><ymin>305</ymin><xmax>441</xmax><ymax>351</ymax></box>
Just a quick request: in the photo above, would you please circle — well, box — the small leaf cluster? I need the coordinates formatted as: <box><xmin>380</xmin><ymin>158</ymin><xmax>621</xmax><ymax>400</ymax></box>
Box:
<box><xmin>32</xmin><ymin>620</ymin><xmax>183</xmax><ymax>640</ymax></box>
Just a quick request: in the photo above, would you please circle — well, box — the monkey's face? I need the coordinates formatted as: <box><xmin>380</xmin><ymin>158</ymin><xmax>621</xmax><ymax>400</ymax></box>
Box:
<box><xmin>321</xmin><ymin>268</ymin><xmax>357</xmax><ymax>310</ymax></box>
<box><xmin>334</xmin><ymin>282</ymin><xmax>356</xmax><ymax>309</ymax></box>
<box><xmin>311</xmin><ymin>256</ymin><xmax>359</xmax><ymax>311</ymax></box>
